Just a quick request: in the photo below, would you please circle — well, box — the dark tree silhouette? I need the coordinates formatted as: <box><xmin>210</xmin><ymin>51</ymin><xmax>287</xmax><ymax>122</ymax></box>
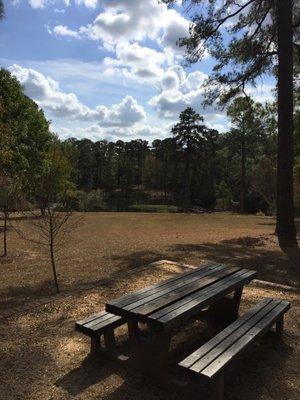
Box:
<box><xmin>172</xmin><ymin>107</ymin><xmax>204</xmax><ymax>210</ymax></box>
<box><xmin>163</xmin><ymin>0</ymin><xmax>299</xmax><ymax>248</ymax></box>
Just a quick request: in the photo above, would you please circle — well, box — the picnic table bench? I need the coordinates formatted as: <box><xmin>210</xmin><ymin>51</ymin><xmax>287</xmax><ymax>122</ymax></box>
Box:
<box><xmin>106</xmin><ymin>263</ymin><xmax>257</xmax><ymax>332</ymax></box>
<box><xmin>75</xmin><ymin>262</ymin><xmax>290</xmax><ymax>398</ymax></box>
<box><xmin>105</xmin><ymin>263</ymin><xmax>257</xmax><ymax>378</ymax></box>
<box><xmin>179</xmin><ymin>297</ymin><xmax>290</xmax><ymax>400</ymax></box>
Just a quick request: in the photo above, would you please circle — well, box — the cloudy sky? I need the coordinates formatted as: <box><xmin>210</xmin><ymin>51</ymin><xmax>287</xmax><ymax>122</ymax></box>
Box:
<box><xmin>0</xmin><ymin>0</ymin><xmax>275</xmax><ymax>142</ymax></box>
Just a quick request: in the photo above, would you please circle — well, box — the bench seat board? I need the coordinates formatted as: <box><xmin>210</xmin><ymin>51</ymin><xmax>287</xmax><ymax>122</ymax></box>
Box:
<box><xmin>148</xmin><ymin>270</ymin><xmax>257</xmax><ymax>329</ymax></box>
<box><xmin>75</xmin><ymin>312</ymin><xmax>124</xmax><ymax>337</ymax></box>
<box><xmin>108</xmin><ymin>263</ymin><xmax>219</xmax><ymax>308</ymax></box>
<box><xmin>179</xmin><ymin>298</ymin><xmax>290</xmax><ymax>379</ymax></box>
<box><xmin>130</xmin><ymin>266</ymin><xmax>240</xmax><ymax>315</ymax></box>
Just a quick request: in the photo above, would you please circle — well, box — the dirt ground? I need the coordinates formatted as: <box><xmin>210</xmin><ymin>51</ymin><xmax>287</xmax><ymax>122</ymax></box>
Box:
<box><xmin>0</xmin><ymin>212</ymin><xmax>299</xmax><ymax>313</ymax></box>
<box><xmin>0</xmin><ymin>213</ymin><xmax>299</xmax><ymax>400</ymax></box>
<box><xmin>0</xmin><ymin>262</ymin><xmax>299</xmax><ymax>400</ymax></box>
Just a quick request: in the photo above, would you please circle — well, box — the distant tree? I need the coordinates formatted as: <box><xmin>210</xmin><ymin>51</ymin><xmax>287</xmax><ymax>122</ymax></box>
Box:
<box><xmin>15</xmin><ymin>146</ymin><xmax>77</xmax><ymax>293</ymax></box>
<box><xmin>172</xmin><ymin>107</ymin><xmax>204</xmax><ymax>209</ymax></box>
<box><xmin>0</xmin><ymin>175</ymin><xmax>23</xmax><ymax>256</ymax></box>
<box><xmin>252</xmin><ymin>156</ymin><xmax>277</xmax><ymax>215</ymax></box>
<box><xmin>0</xmin><ymin>69</ymin><xmax>53</xmax><ymax>199</ymax></box>
<box><xmin>163</xmin><ymin>0</ymin><xmax>299</xmax><ymax>247</ymax></box>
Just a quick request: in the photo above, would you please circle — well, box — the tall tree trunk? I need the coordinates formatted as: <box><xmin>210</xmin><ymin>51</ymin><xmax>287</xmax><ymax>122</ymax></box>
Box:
<box><xmin>3</xmin><ymin>206</ymin><xmax>8</xmax><ymax>257</ymax></box>
<box><xmin>185</xmin><ymin>147</ymin><xmax>191</xmax><ymax>211</ymax></box>
<box><xmin>49</xmin><ymin>212</ymin><xmax>60</xmax><ymax>293</ymax></box>
<box><xmin>240</xmin><ymin>132</ymin><xmax>246</xmax><ymax>213</ymax></box>
<box><xmin>276</xmin><ymin>0</ymin><xmax>298</xmax><ymax>247</ymax></box>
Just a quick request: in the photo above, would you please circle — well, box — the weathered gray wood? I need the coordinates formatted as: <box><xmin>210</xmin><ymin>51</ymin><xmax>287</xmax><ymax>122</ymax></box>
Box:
<box><xmin>211</xmin><ymin>373</ymin><xmax>224</xmax><ymax>400</ymax></box>
<box><xmin>179</xmin><ymin>298</ymin><xmax>273</xmax><ymax>369</ymax></box>
<box><xmin>108</xmin><ymin>263</ymin><xmax>218</xmax><ymax>308</ymax></box>
<box><xmin>90</xmin><ymin>336</ymin><xmax>101</xmax><ymax>354</ymax></box>
<box><xmin>179</xmin><ymin>298</ymin><xmax>290</xmax><ymax>400</ymax></box>
<box><xmin>104</xmin><ymin>330</ymin><xmax>116</xmax><ymax>349</ymax></box>
<box><xmin>190</xmin><ymin>299</ymin><xmax>282</xmax><ymax>374</ymax></box>
<box><xmin>276</xmin><ymin>315</ymin><xmax>284</xmax><ymax>337</ymax></box>
<box><xmin>107</xmin><ymin>264</ymin><xmax>226</xmax><ymax>315</ymax></box>
<box><xmin>232</xmin><ymin>287</ymin><xmax>243</xmax><ymax>316</ymax></box>
<box><xmin>200</xmin><ymin>301</ymin><xmax>290</xmax><ymax>378</ymax></box>
<box><xmin>149</xmin><ymin>270</ymin><xmax>253</xmax><ymax>322</ymax></box>
<box><xmin>133</xmin><ymin>267</ymin><xmax>239</xmax><ymax>316</ymax></box>
<box><xmin>75</xmin><ymin>311</ymin><xmax>124</xmax><ymax>337</ymax></box>
<box><xmin>128</xmin><ymin>320</ymin><xmax>139</xmax><ymax>341</ymax></box>
<box><xmin>152</xmin><ymin>270</ymin><xmax>257</xmax><ymax>330</ymax></box>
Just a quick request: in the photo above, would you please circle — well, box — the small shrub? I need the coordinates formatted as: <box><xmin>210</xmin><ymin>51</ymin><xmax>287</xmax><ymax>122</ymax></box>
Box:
<box><xmin>64</xmin><ymin>189</ymin><xmax>107</xmax><ymax>212</ymax></box>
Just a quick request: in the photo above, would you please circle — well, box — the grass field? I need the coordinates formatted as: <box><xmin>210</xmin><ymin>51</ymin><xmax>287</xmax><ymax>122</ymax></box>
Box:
<box><xmin>1</xmin><ymin>212</ymin><xmax>299</xmax><ymax>313</ymax></box>
<box><xmin>1</xmin><ymin>212</ymin><xmax>299</xmax><ymax>400</ymax></box>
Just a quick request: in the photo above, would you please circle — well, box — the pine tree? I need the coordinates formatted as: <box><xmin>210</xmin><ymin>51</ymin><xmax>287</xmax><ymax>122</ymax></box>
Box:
<box><xmin>163</xmin><ymin>0</ymin><xmax>299</xmax><ymax>247</ymax></box>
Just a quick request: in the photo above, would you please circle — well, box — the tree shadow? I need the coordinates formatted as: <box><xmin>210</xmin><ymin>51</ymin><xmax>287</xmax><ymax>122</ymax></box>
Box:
<box><xmin>107</xmin><ymin>250</ymin><xmax>167</xmax><ymax>271</ymax></box>
<box><xmin>225</xmin><ymin>333</ymin><xmax>295</xmax><ymax>400</ymax></box>
<box><xmin>56</xmin><ymin>353</ymin><xmax>122</xmax><ymax>396</ymax></box>
<box><xmin>168</xmin><ymin>236</ymin><xmax>299</xmax><ymax>286</ymax></box>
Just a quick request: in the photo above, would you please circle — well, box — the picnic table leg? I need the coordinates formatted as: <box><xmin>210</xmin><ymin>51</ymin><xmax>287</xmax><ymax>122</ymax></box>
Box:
<box><xmin>129</xmin><ymin>330</ymin><xmax>171</xmax><ymax>382</ymax></box>
<box><xmin>90</xmin><ymin>336</ymin><xmax>101</xmax><ymax>354</ymax></box>
<box><xmin>211</xmin><ymin>373</ymin><xmax>224</xmax><ymax>400</ymax></box>
<box><xmin>276</xmin><ymin>315</ymin><xmax>284</xmax><ymax>338</ymax></box>
<box><xmin>104</xmin><ymin>330</ymin><xmax>116</xmax><ymax>350</ymax></box>
<box><xmin>232</xmin><ymin>287</ymin><xmax>243</xmax><ymax>317</ymax></box>
<box><xmin>127</xmin><ymin>320</ymin><xmax>139</xmax><ymax>341</ymax></box>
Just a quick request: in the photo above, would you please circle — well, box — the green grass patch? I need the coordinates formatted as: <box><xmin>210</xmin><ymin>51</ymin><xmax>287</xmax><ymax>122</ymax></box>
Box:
<box><xmin>129</xmin><ymin>204</ymin><xmax>179</xmax><ymax>213</ymax></box>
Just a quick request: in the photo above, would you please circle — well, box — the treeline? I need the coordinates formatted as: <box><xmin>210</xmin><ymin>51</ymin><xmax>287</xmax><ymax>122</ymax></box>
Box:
<box><xmin>60</xmin><ymin>103</ymin><xmax>279</xmax><ymax>214</ymax></box>
<box><xmin>1</xmin><ymin>68</ymin><xmax>299</xmax><ymax>219</ymax></box>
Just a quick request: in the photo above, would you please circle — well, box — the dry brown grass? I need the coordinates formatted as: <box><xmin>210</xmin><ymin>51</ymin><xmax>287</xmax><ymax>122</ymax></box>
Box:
<box><xmin>0</xmin><ymin>262</ymin><xmax>299</xmax><ymax>400</ymax></box>
<box><xmin>0</xmin><ymin>212</ymin><xmax>299</xmax><ymax>313</ymax></box>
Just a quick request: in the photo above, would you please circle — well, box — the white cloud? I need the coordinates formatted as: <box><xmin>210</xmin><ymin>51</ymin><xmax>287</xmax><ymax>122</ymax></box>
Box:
<box><xmin>9</xmin><ymin>64</ymin><xmax>146</xmax><ymax>127</ymax></box>
<box><xmin>103</xmin><ymin>43</ymin><xmax>166</xmax><ymax>82</ymax></box>
<box><xmin>57</xmin><ymin>122</ymin><xmax>167</xmax><ymax>142</ymax></box>
<box><xmin>149</xmin><ymin>66</ymin><xmax>218</xmax><ymax>120</ymax></box>
<box><xmin>52</xmin><ymin>25</ymin><xmax>81</xmax><ymax>39</ymax></box>
<box><xmin>15</xmin><ymin>0</ymin><xmax>70</xmax><ymax>9</ymax></box>
<box><xmin>94</xmin><ymin>96</ymin><xmax>146</xmax><ymax>127</ymax></box>
<box><xmin>75</xmin><ymin>0</ymin><xmax>97</xmax><ymax>8</ymax></box>
<box><xmin>80</xmin><ymin>0</ymin><xmax>190</xmax><ymax>58</ymax></box>
<box><xmin>28</xmin><ymin>0</ymin><xmax>46</xmax><ymax>8</ymax></box>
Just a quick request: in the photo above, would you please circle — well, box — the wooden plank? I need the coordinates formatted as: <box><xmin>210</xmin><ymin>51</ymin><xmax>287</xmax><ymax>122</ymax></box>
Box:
<box><xmin>189</xmin><ymin>299</ymin><xmax>281</xmax><ymax>373</ymax></box>
<box><xmin>179</xmin><ymin>298</ymin><xmax>273</xmax><ymax>369</ymax></box>
<box><xmin>76</xmin><ymin>314</ymin><xmax>124</xmax><ymax>336</ymax></box>
<box><xmin>200</xmin><ymin>301</ymin><xmax>290</xmax><ymax>379</ymax></box>
<box><xmin>151</xmin><ymin>270</ymin><xmax>257</xmax><ymax>330</ymax></box>
<box><xmin>76</xmin><ymin>310</ymin><xmax>108</xmax><ymax>326</ymax></box>
<box><xmin>83</xmin><ymin>313</ymin><xmax>120</xmax><ymax>329</ymax></box>
<box><xmin>133</xmin><ymin>267</ymin><xmax>240</xmax><ymax>316</ymax></box>
<box><xmin>106</xmin><ymin>265</ymin><xmax>226</xmax><ymax>317</ymax></box>
<box><xmin>107</xmin><ymin>263</ymin><xmax>220</xmax><ymax>308</ymax></box>
<box><xmin>123</xmin><ymin>265</ymin><xmax>232</xmax><ymax>312</ymax></box>
<box><xmin>150</xmin><ymin>269</ymin><xmax>255</xmax><ymax>322</ymax></box>
<box><xmin>84</xmin><ymin>315</ymin><xmax>123</xmax><ymax>333</ymax></box>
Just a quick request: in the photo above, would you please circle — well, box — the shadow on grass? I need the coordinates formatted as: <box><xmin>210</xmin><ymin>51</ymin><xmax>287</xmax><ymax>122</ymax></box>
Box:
<box><xmin>168</xmin><ymin>236</ymin><xmax>299</xmax><ymax>286</ymax></box>
<box><xmin>56</xmin><ymin>323</ymin><xmax>295</xmax><ymax>400</ymax></box>
<box><xmin>107</xmin><ymin>250</ymin><xmax>167</xmax><ymax>271</ymax></box>
<box><xmin>56</xmin><ymin>353</ymin><xmax>122</xmax><ymax>396</ymax></box>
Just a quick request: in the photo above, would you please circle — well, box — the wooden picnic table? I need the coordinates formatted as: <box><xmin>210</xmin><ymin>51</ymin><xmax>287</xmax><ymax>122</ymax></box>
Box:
<box><xmin>106</xmin><ymin>263</ymin><xmax>257</xmax><ymax>379</ymax></box>
<box><xmin>106</xmin><ymin>263</ymin><xmax>257</xmax><ymax>332</ymax></box>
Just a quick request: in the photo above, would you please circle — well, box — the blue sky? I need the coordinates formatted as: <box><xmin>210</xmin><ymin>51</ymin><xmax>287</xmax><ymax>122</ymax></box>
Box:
<box><xmin>0</xmin><ymin>0</ymin><xmax>275</xmax><ymax>142</ymax></box>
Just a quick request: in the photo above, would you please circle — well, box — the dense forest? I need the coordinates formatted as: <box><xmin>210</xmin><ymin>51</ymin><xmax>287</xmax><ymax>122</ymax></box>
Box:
<box><xmin>1</xmin><ymin>68</ymin><xmax>299</xmax><ymax>217</ymax></box>
<box><xmin>61</xmin><ymin>103</ymin><xmax>278</xmax><ymax>214</ymax></box>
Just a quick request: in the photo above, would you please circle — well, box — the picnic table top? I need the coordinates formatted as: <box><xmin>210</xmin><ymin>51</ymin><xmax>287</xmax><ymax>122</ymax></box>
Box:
<box><xmin>106</xmin><ymin>263</ymin><xmax>257</xmax><ymax>332</ymax></box>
